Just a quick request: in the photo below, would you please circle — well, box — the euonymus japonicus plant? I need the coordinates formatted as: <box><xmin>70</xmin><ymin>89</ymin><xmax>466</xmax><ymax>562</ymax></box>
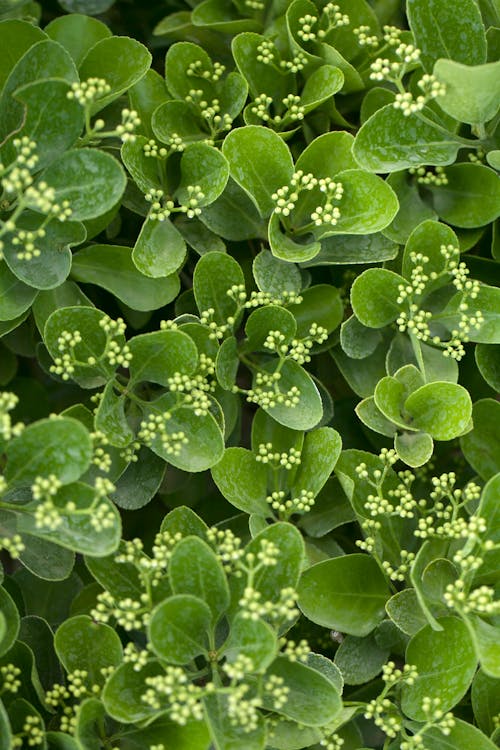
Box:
<box><xmin>0</xmin><ymin>0</ymin><xmax>499</xmax><ymax>748</ymax></box>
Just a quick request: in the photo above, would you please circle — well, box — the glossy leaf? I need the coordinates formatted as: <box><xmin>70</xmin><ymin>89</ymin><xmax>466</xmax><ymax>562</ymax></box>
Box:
<box><xmin>402</xmin><ymin>617</ymin><xmax>477</xmax><ymax>719</ymax></box>
<box><xmin>298</xmin><ymin>554</ymin><xmax>391</xmax><ymax>636</ymax></box>
<box><xmin>55</xmin><ymin>615</ymin><xmax>123</xmax><ymax>685</ymax></box>
<box><xmin>404</xmin><ymin>382</ymin><xmax>472</xmax><ymax>440</ymax></box>
<box><xmin>169</xmin><ymin>536</ymin><xmax>229</xmax><ymax>620</ymax></box>
<box><xmin>211</xmin><ymin>447</ymin><xmax>269</xmax><ymax>515</ymax></box>
<box><xmin>148</xmin><ymin>595</ymin><xmax>211</xmax><ymax>664</ymax></box>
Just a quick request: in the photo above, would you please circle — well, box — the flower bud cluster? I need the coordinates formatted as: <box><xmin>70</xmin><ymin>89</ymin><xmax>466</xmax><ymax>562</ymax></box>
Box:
<box><xmin>381</xmin><ymin>549</ymin><xmax>415</xmax><ymax>582</ymax></box>
<box><xmin>206</xmin><ymin>526</ymin><xmax>244</xmax><ymax>571</ymax></box>
<box><xmin>138</xmin><ymin>411</ymin><xmax>189</xmax><ymax>456</ymax></box>
<box><xmin>11</xmin><ymin>715</ymin><xmax>44</xmax><ymax>748</ymax></box>
<box><xmin>250</xmin><ymin>93</ymin><xmax>306</xmax><ymax>128</ymax></box>
<box><xmin>245</xmin><ymin>371</ymin><xmax>301</xmax><ymax>409</ymax></box>
<box><xmin>238</xmin><ymin>584</ymin><xmax>299</xmax><ymax>622</ymax></box>
<box><xmin>0</xmin><ymin>663</ymin><xmax>21</xmax><ymax>694</ymax></box>
<box><xmin>67</xmin><ymin>77</ymin><xmax>111</xmax><ymax>106</ymax></box>
<box><xmin>256</xmin><ymin>442</ymin><xmax>302</xmax><ymax>469</ymax></box>
<box><xmin>186</xmin><ymin>59</ymin><xmax>225</xmax><ymax>82</ymax></box>
<box><xmin>145</xmin><ymin>185</ymin><xmax>205</xmax><ymax>221</ymax></box>
<box><xmin>297</xmin><ymin>4</ymin><xmax>349</xmax><ymax>43</ymax></box>
<box><xmin>409</xmin><ymin>165</ymin><xmax>449</xmax><ymax>186</ymax></box>
<box><xmin>185</xmin><ymin>89</ymin><xmax>233</xmax><ymax>135</ymax></box>
<box><xmin>92</xmin><ymin>589</ymin><xmax>149</xmax><ymax>631</ymax></box>
<box><xmin>353</xmin><ymin>25</ymin><xmax>379</xmax><ymax>47</ymax></box>
<box><xmin>444</xmin><ymin>580</ymin><xmax>500</xmax><ymax>615</ymax></box>
<box><xmin>0</xmin><ymin>392</ymin><xmax>23</xmax><ymax>442</ymax></box>
<box><xmin>267</xmin><ymin>488</ymin><xmax>315</xmax><ymax>517</ymax></box>
<box><xmin>272</xmin><ymin>171</ymin><xmax>318</xmax><ymax>216</ymax></box>
<box><xmin>142</xmin><ymin>667</ymin><xmax>204</xmax><ymax>723</ymax></box>
<box><xmin>123</xmin><ymin>642</ymin><xmax>150</xmax><ymax>671</ymax></box>
<box><xmin>311</xmin><ymin>178</ymin><xmax>344</xmax><ymax>227</ymax></box>
<box><xmin>167</xmin><ymin>371</ymin><xmax>214</xmax><ymax>416</ymax></box>
<box><xmin>115</xmin><ymin>108</ymin><xmax>141</xmax><ymax>143</ymax></box>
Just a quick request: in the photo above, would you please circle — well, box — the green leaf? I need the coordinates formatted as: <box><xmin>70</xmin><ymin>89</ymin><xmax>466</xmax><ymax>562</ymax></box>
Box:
<box><xmin>0</xmin><ymin>19</ymin><xmax>46</xmax><ymax>92</ymax></box>
<box><xmin>476</xmin><ymin>344</ymin><xmax>500</xmax><ymax>391</ymax></box>
<box><xmin>341</xmin><ymin>316</ymin><xmax>382</xmax><ymax>359</ymax></box>
<box><xmin>176</xmin><ymin>143</ymin><xmax>230</xmax><ymax>207</ymax></box>
<box><xmin>95</xmin><ymin>381</ymin><xmax>133</xmax><ymax>448</ymax></box>
<box><xmin>434</xmin><ymin>59</ymin><xmax>500</xmax><ymax>124</ymax></box>
<box><xmin>132</xmin><ymin>216</ymin><xmax>187</xmax><ymax>278</ymax></box>
<box><xmin>86</xmin><ymin>547</ymin><xmax>142</xmax><ymax>601</ymax></box>
<box><xmin>148</xmin><ymin>594</ymin><xmax>211</xmax><ymax>664</ymax></box>
<box><xmin>298</xmin><ymin>554</ymin><xmax>391</xmax><ymax>636</ymax></box>
<box><xmin>422</xmin><ymin>717</ymin><xmax>498</xmax><ymax>750</ymax></box>
<box><xmin>55</xmin><ymin>615</ymin><xmax>122</xmax><ymax>685</ymax></box>
<box><xmin>386</xmin><ymin>589</ymin><xmax>429</xmax><ymax>636</ymax></box>
<box><xmin>111</xmin><ymin>447</ymin><xmax>166</xmax><ymax>511</ymax></box>
<box><xmin>245</xmin><ymin>305</ymin><xmax>297</xmax><ymax>350</ymax></box>
<box><xmin>45</xmin><ymin>13</ymin><xmax>111</xmax><ymax>67</ymax></box>
<box><xmin>193</xmin><ymin>250</ymin><xmax>245</xmax><ymax>322</ymax></box>
<box><xmin>404</xmin><ymin>382</ymin><xmax>472</xmax><ymax>440</ymax></box>
<box><xmin>334</xmin><ymin>632</ymin><xmax>390</xmax><ymax>685</ymax></box>
<box><xmin>353</xmin><ymin>105</ymin><xmax>460</xmax><ymax>173</ymax></box>
<box><xmin>119</xmin><ymin>717</ymin><xmax>210</xmax><ymax>750</ymax></box>
<box><xmin>252</xmin><ymin>250</ymin><xmax>301</xmax><ymax>296</ymax></box>
<box><xmin>59</xmin><ymin>0</ymin><xmax>114</xmax><ymax>13</ymax></box>
<box><xmin>18</xmin><ymin>535</ymin><xmax>75</xmax><ymax>581</ymax></box>
<box><xmin>203</xmin><ymin>691</ymin><xmax>266</xmax><ymax>750</ymax></box>
<box><xmin>407</xmin><ymin>0</ymin><xmax>487</xmax><ymax>70</ymax></box>
<box><xmin>222</xmin><ymin>126</ymin><xmax>294</xmax><ymax>217</ymax></box>
<box><xmin>0</xmin><ymin>697</ymin><xmax>12</xmax><ymax>747</ymax></box>
<box><xmin>291</xmin><ymin>427</ymin><xmax>342</xmax><ymax>499</ymax></box>
<box><xmin>262</xmin><ymin>359</ymin><xmax>323</xmax><ymax>431</ymax></box>
<box><xmin>44</xmin><ymin>306</ymin><xmax>118</xmax><ymax>388</ymax></box>
<box><xmin>295</xmin><ymin>131</ymin><xmax>357</xmax><ymax>177</ymax></box>
<box><xmin>0</xmin><ymin>586</ymin><xmax>20</xmax><ymax>657</ymax></box>
<box><xmin>199</xmin><ymin>177</ymin><xmax>267</xmax><ymax>241</ymax></box>
<box><xmin>0</xmin><ymin>39</ymin><xmax>78</xmax><ymax>139</ymax></box>
<box><xmin>428</xmin><ymin>164</ymin><xmax>500</xmax><ymax>228</ymax></box>
<box><xmin>325</xmin><ymin>169</ymin><xmax>399</xmax><ymax>235</ymax></box>
<box><xmin>71</xmin><ymin>244</ymin><xmax>180</xmax><ymax>310</ymax></box>
<box><xmin>39</xmin><ymin>149</ymin><xmax>126</xmax><ymax>222</ymax></box>
<box><xmin>19</xmin><ymin>482</ymin><xmax>121</xmax><ymax>556</ymax></box>
<box><xmin>5</xmin><ymin>416</ymin><xmax>91</xmax><ymax>485</ymax></box>
<box><xmin>74</xmin><ymin>697</ymin><xmax>106</xmax><ymax>750</ymax></box>
<box><xmin>143</xmin><ymin>396</ymin><xmax>224</xmax><ymax>472</ymax></box>
<box><xmin>102</xmin><ymin>661</ymin><xmax>164</xmax><ymax>723</ymax></box>
<box><xmin>350</xmin><ymin>268</ymin><xmax>403</xmax><ymax>328</ymax></box>
<box><xmin>443</xmin><ymin>284</ymin><xmax>500</xmax><ymax>344</ymax></box>
<box><xmin>470</xmin><ymin>616</ymin><xmax>500</xmax><ymax>677</ymax></box>
<box><xmin>304</xmin><ymin>232</ymin><xmax>399</xmax><ymax>266</ymax></box>
<box><xmin>211</xmin><ymin>447</ymin><xmax>270</xmax><ymax>515</ymax></box>
<box><xmin>401</xmin><ymin>617</ymin><xmax>477</xmax><ymax>719</ymax></box>
<box><xmin>4</xmin><ymin>215</ymin><xmax>85</xmax><ymax>291</ymax></box>
<box><xmin>293</xmin><ymin>285</ymin><xmax>343</xmax><ymax>337</ymax></box>
<box><xmin>78</xmin><ymin>35</ymin><xmax>152</xmax><ymax>113</ymax></box>
<box><xmin>383</xmin><ymin>172</ymin><xmax>438</xmax><ymax>244</ymax></box>
<box><xmin>268</xmin><ymin>211</ymin><xmax>321</xmax><ymax>263</ymax></box>
<box><xmin>221</xmin><ymin>613</ymin><xmax>277</xmax><ymax>672</ymax></box>
<box><xmin>10</xmin><ymin>78</ymin><xmax>84</xmax><ymax>171</ymax></box>
<box><xmin>128</xmin><ymin>330</ymin><xmax>198</xmax><ymax>386</ymax></box>
<box><xmin>472</xmin><ymin>669</ymin><xmax>500</xmax><ymax>736</ymax></box>
<box><xmin>262</xmin><ymin>656</ymin><xmax>342</xmax><ymax>726</ymax></box>
<box><xmin>169</xmin><ymin>536</ymin><xmax>229</xmax><ymax>620</ymax></box>
<box><xmin>0</xmin><ymin>263</ymin><xmax>37</xmax><ymax>321</ymax></box>
<box><xmin>395</xmin><ymin>431</ymin><xmax>434</xmax><ymax>467</ymax></box>
<box><xmin>355</xmin><ymin>397</ymin><xmax>396</xmax><ymax>438</ymax></box>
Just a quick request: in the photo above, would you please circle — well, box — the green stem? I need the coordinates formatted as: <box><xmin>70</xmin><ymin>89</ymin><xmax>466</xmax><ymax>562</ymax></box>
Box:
<box><xmin>409</xmin><ymin>333</ymin><xmax>426</xmax><ymax>378</ymax></box>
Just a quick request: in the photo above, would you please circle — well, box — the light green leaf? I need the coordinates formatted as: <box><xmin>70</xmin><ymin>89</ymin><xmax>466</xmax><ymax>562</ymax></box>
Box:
<box><xmin>95</xmin><ymin>381</ymin><xmax>133</xmax><ymax>448</ymax></box>
<box><xmin>386</xmin><ymin>589</ymin><xmax>429</xmax><ymax>636</ymax></box>
<box><xmin>55</xmin><ymin>615</ymin><xmax>122</xmax><ymax>685</ymax></box>
<box><xmin>291</xmin><ymin>427</ymin><xmax>342</xmax><ymax>499</ymax></box>
<box><xmin>434</xmin><ymin>59</ymin><xmax>500</xmax><ymax>124</ymax></box>
<box><xmin>78</xmin><ymin>35</ymin><xmax>152</xmax><ymax>113</ymax></box>
<box><xmin>395</xmin><ymin>431</ymin><xmax>434</xmax><ymax>467</ymax></box>
<box><xmin>102</xmin><ymin>661</ymin><xmax>164</xmax><ymax>723</ymax></box>
<box><xmin>211</xmin><ymin>448</ymin><xmax>270</xmax><ymax>515</ymax></box>
<box><xmin>428</xmin><ymin>164</ymin><xmax>500</xmax><ymax>227</ymax></box>
<box><xmin>148</xmin><ymin>595</ymin><xmax>211</xmax><ymax>664</ymax></box>
<box><xmin>353</xmin><ymin>104</ymin><xmax>460</xmax><ymax>173</ymax></box>
<box><xmin>193</xmin><ymin>250</ymin><xmax>245</xmax><ymax>323</ymax></box>
<box><xmin>470</xmin><ymin>616</ymin><xmax>500</xmax><ymax>677</ymax></box>
<box><xmin>222</xmin><ymin>126</ymin><xmax>294</xmax><ymax>216</ymax></box>
<box><xmin>71</xmin><ymin>244</ymin><xmax>180</xmax><ymax>310</ymax></box>
<box><xmin>443</xmin><ymin>284</ymin><xmax>500</xmax><ymax>343</ymax></box>
<box><xmin>252</xmin><ymin>250</ymin><xmax>301</xmax><ymax>296</ymax></box>
<box><xmin>422</xmin><ymin>717</ymin><xmax>498</xmax><ymax>750</ymax></box>
<box><xmin>39</xmin><ymin>149</ymin><xmax>126</xmax><ymax>221</ymax></box>
<box><xmin>401</xmin><ymin>616</ymin><xmax>477</xmax><ymax>719</ymax></box>
<box><xmin>221</xmin><ymin>613</ymin><xmax>277</xmax><ymax>672</ymax></box>
<box><xmin>476</xmin><ymin>344</ymin><xmax>500</xmax><ymax>391</ymax></box>
<box><xmin>128</xmin><ymin>330</ymin><xmax>198</xmax><ymax>386</ymax></box>
<box><xmin>350</xmin><ymin>268</ymin><xmax>403</xmax><ymax>328</ymax></box>
<box><xmin>262</xmin><ymin>656</ymin><xmax>342</xmax><ymax>726</ymax></box>
<box><xmin>404</xmin><ymin>382</ymin><xmax>472</xmax><ymax>440</ymax></box>
<box><xmin>132</xmin><ymin>216</ymin><xmax>187</xmax><ymax>278</ymax></box>
<box><xmin>472</xmin><ymin>669</ymin><xmax>500</xmax><ymax>736</ymax></box>
<box><xmin>169</xmin><ymin>536</ymin><xmax>229</xmax><ymax>620</ymax></box>
<box><xmin>298</xmin><ymin>554</ymin><xmax>391</xmax><ymax>636</ymax></box>
<box><xmin>0</xmin><ymin>19</ymin><xmax>46</xmax><ymax>92</ymax></box>
<box><xmin>334</xmin><ymin>632</ymin><xmax>390</xmax><ymax>686</ymax></box>
<box><xmin>45</xmin><ymin>13</ymin><xmax>111</xmax><ymax>67</ymax></box>
<box><xmin>407</xmin><ymin>0</ymin><xmax>487</xmax><ymax>70</ymax></box>
<box><xmin>341</xmin><ymin>316</ymin><xmax>382</xmax><ymax>359</ymax></box>
<box><xmin>0</xmin><ymin>586</ymin><xmax>20</xmax><ymax>657</ymax></box>
<box><xmin>5</xmin><ymin>417</ymin><xmax>91</xmax><ymax>486</ymax></box>
<box><xmin>176</xmin><ymin>143</ymin><xmax>230</xmax><ymax>207</ymax></box>
<box><xmin>262</xmin><ymin>360</ymin><xmax>323</xmax><ymax>431</ymax></box>
<box><xmin>0</xmin><ymin>263</ymin><xmax>38</xmax><ymax>321</ymax></box>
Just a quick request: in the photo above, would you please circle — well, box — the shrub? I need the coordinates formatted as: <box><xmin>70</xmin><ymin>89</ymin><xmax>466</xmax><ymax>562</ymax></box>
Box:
<box><xmin>0</xmin><ymin>0</ymin><xmax>499</xmax><ymax>748</ymax></box>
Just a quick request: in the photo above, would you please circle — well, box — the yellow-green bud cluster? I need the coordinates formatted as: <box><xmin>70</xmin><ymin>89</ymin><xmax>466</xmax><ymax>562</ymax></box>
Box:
<box><xmin>0</xmin><ymin>534</ymin><xmax>25</xmax><ymax>559</ymax></box>
<box><xmin>142</xmin><ymin>667</ymin><xmax>204</xmax><ymax>723</ymax></box>
<box><xmin>207</xmin><ymin>526</ymin><xmax>244</xmax><ymax>571</ymax></box>
<box><xmin>11</xmin><ymin>715</ymin><xmax>44</xmax><ymax>748</ymax></box>
<box><xmin>256</xmin><ymin>442</ymin><xmax>302</xmax><ymax>469</ymax></box>
<box><xmin>409</xmin><ymin>166</ymin><xmax>449</xmax><ymax>186</ymax></box>
<box><xmin>280</xmin><ymin>637</ymin><xmax>310</xmax><ymax>662</ymax></box>
<box><xmin>353</xmin><ymin>25</ymin><xmax>379</xmax><ymax>47</ymax></box>
<box><xmin>123</xmin><ymin>642</ymin><xmax>150</xmax><ymax>672</ymax></box>
<box><xmin>138</xmin><ymin>411</ymin><xmax>188</xmax><ymax>456</ymax></box>
<box><xmin>0</xmin><ymin>663</ymin><xmax>21</xmax><ymax>694</ymax></box>
<box><xmin>444</xmin><ymin>580</ymin><xmax>500</xmax><ymax>615</ymax></box>
<box><xmin>186</xmin><ymin>59</ymin><xmax>225</xmax><ymax>82</ymax></box>
<box><xmin>267</xmin><ymin>488</ymin><xmax>315</xmax><ymax>516</ymax></box>
<box><xmin>297</xmin><ymin>4</ymin><xmax>349</xmax><ymax>42</ymax></box>
<box><xmin>272</xmin><ymin>171</ymin><xmax>318</xmax><ymax>216</ymax></box>
<box><xmin>92</xmin><ymin>589</ymin><xmax>149</xmax><ymax>631</ymax></box>
<box><xmin>116</xmin><ymin>108</ymin><xmax>141</xmax><ymax>143</ymax></box>
<box><xmin>0</xmin><ymin>392</ymin><xmax>23</xmax><ymax>442</ymax></box>
<box><xmin>67</xmin><ymin>77</ymin><xmax>111</xmax><ymax>106</ymax></box>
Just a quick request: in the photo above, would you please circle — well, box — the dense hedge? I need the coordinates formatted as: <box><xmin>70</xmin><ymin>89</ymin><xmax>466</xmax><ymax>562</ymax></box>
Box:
<box><xmin>0</xmin><ymin>0</ymin><xmax>499</xmax><ymax>748</ymax></box>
